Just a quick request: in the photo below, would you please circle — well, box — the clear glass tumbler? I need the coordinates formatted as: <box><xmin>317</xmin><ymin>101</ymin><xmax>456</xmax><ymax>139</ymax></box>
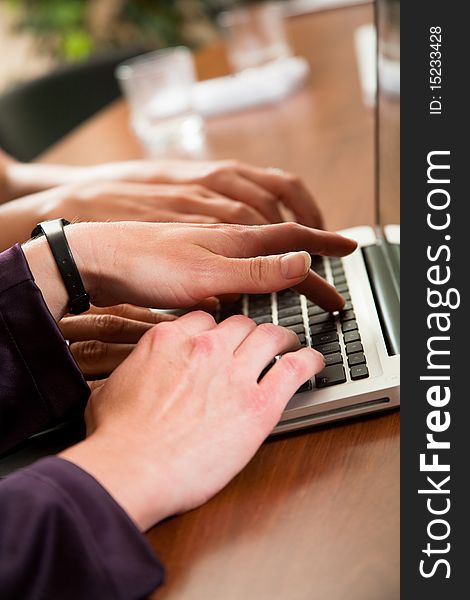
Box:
<box><xmin>217</xmin><ymin>1</ymin><xmax>292</xmax><ymax>73</ymax></box>
<box><xmin>115</xmin><ymin>47</ymin><xmax>202</xmax><ymax>152</ymax></box>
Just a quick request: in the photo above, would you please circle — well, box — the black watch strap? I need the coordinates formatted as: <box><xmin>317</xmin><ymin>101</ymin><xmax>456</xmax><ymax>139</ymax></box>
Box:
<box><xmin>31</xmin><ymin>219</ymin><xmax>91</xmax><ymax>315</ymax></box>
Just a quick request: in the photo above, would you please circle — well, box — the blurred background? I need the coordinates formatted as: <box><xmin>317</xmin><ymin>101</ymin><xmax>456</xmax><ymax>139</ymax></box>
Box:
<box><xmin>0</xmin><ymin>0</ymin><xmax>288</xmax><ymax>92</ymax></box>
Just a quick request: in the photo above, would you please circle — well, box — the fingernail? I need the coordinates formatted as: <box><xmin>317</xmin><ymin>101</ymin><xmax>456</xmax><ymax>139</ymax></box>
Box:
<box><xmin>280</xmin><ymin>251</ymin><xmax>311</xmax><ymax>279</ymax></box>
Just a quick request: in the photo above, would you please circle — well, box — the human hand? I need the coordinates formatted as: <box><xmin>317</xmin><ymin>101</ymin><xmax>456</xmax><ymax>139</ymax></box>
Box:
<box><xmin>88</xmin><ymin>159</ymin><xmax>324</xmax><ymax>228</ymax></box>
<box><xmin>24</xmin><ymin>221</ymin><xmax>357</xmax><ymax>321</ymax></box>
<box><xmin>59</xmin><ymin>304</ymin><xmax>176</xmax><ymax>379</ymax></box>
<box><xmin>0</xmin><ymin>180</ymin><xmax>269</xmax><ymax>251</ymax></box>
<box><xmin>60</xmin><ymin>311</ymin><xmax>325</xmax><ymax>530</ymax></box>
<box><xmin>3</xmin><ymin>152</ymin><xmax>323</xmax><ymax>227</ymax></box>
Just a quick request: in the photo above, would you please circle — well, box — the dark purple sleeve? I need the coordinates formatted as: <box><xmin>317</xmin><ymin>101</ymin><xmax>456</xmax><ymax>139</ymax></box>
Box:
<box><xmin>0</xmin><ymin>245</ymin><xmax>165</xmax><ymax>597</ymax></box>
<box><xmin>0</xmin><ymin>244</ymin><xmax>90</xmax><ymax>453</ymax></box>
<box><xmin>0</xmin><ymin>457</ymin><xmax>164</xmax><ymax>599</ymax></box>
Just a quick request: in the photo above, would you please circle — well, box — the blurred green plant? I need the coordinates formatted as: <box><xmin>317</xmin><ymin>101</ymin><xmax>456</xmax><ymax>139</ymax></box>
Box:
<box><xmin>4</xmin><ymin>0</ymin><xmax>228</xmax><ymax>61</ymax></box>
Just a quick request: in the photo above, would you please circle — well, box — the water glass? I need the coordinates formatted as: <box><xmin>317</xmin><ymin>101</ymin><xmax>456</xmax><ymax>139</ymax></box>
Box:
<box><xmin>115</xmin><ymin>47</ymin><xmax>202</xmax><ymax>152</ymax></box>
<box><xmin>217</xmin><ymin>1</ymin><xmax>292</xmax><ymax>73</ymax></box>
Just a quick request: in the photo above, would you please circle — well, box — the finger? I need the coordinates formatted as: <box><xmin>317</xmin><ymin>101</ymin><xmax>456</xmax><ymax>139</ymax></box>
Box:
<box><xmin>258</xmin><ymin>347</ymin><xmax>325</xmax><ymax>417</ymax></box>
<box><xmin>60</xmin><ymin>314</ymin><xmax>156</xmax><ymax>344</ymax></box>
<box><xmin>173</xmin><ymin>310</ymin><xmax>217</xmax><ymax>336</ymax></box>
<box><xmin>213</xmin><ymin>315</ymin><xmax>257</xmax><ymax>352</ymax></box>
<box><xmin>211</xmin><ymin>251</ymin><xmax>347</xmax><ymax>312</ymax></box>
<box><xmin>82</xmin><ymin>304</ymin><xmax>176</xmax><ymax>325</ymax></box>
<box><xmin>234</xmin><ymin>323</ymin><xmax>300</xmax><ymax>376</ymax></box>
<box><xmin>294</xmin><ymin>271</ymin><xmax>346</xmax><ymax>312</ymax></box>
<box><xmin>187</xmin><ymin>297</ymin><xmax>220</xmax><ymax>312</ymax></box>
<box><xmin>237</xmin><ymin>165</ymin><xmax>325</xmax><ymax>229</ymax></box>
<box><xmin>210</xmin><ymin>173</ymin><xmax>284</xmax><ymax>223</ymax></box>
<box><xmin>70</xmin><ymin>341</ymin><xmax>134</xmax><ymax>376</ymax></box>
<box><xmin>211</xmin><ymin>223</ymin><xmax>357</xmax><ymax>259</ymax></box>
<box><xmin>170</xmin><ymin>213</ymin><xmax>219</xmax><ymax>224</ymax></box>
<box><xmin>210</xmin><ymin>251</ymin><xmax>311</xmax><ymax>296</ymax></box>
<box><xmin>172</xmin><ymin>194</ymin><xmax>269</xmax><ymax>226</ymax></box>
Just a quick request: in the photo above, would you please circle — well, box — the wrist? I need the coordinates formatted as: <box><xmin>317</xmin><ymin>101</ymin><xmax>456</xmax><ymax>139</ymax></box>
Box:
<box><xmin>60</xmin><ymin>433</ymin><xmax>170</xmax><ymax>531</ymax></box>
<box><xmin>22</xmin><ymin>222</ymin><xmax>102</xmax><ymax>320</ymax></box>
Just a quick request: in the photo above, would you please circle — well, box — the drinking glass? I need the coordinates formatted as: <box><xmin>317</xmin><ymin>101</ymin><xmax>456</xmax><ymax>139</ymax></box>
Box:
<box><xmin>115</xmin><ymin>47</ymin><xmax>203</xmax><ymax>153</ymax></box>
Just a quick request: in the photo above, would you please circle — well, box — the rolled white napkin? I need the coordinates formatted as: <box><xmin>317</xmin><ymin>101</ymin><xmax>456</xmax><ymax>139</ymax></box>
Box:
<box><xmin>193</xmin><ymin>56</ymin><xmax>310</xmax><ymax>117</ymax></box>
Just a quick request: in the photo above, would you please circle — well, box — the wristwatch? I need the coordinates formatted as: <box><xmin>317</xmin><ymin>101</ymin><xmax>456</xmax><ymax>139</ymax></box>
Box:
<box><xmin>31</xmin><ymin>218</ymin><xmax>91</xmax><ymax>315</ymax></box>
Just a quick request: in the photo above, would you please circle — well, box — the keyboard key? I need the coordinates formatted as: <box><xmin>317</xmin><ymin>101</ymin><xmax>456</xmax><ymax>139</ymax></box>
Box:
<box><xmin>307</xmin><ymin>303</ymin><xmax>327</xmax><ymax>316</ymax></box>
<box><xmin>331</xmin><ymin>266</ymin><xmax>345</xmax><ymax>277</ymax></box>
<box><xmin>324</xmin><ymin>352</ymin><xmax>343</xmax><ymax>366</ymax></box>
<box><xmin>278</xmin><ymin>288</ymin><xmax>297</xmax><ymax>296</ymax></box>
<box><xmin>342</xmin><ymin>320</ymin><xmax>358</xmax><ymax>333</ymax></box>
<box><xmin>249</xmin><ymin>294</ymin><xmax>271</xmax><ymax>307</ymax></box>
<box><xmin>348</xmin><ymin>352</ymin><xmax>366</xmax><ymax>366</ymax></box>
<box><xmin>277</xmin><ymin>305</ymin><xmax>304</xmax><ymax>318</ymax></box>
<box><xmin>277</xmin><ymin>290</ymin><xmax>300</xmax><ymax>309</ymax></box>
<box><xmin>343</xmin><ymin>301</ymin><xmax>353</xmax><ymax>311</ymax></box>
<box><xmin>333</xmin><ymin>275</ymin><xmax>347</xmax><ymax>286</ymax></box>
<box><xmin>310</xmin><ymin>321</ymin><xmax>336</xmax><ymax>336</ymax></box>
<box><xmin>341</xmin><ymin>291</ymin><xmax>351</xmax><ymax>301</ymax></box>
<box><xmin>350</xmin><ymin>364</ymin><xmax>369</xmax><ymax>380</ymax></box>
<box><xmin>335</xmin><ymin>283</ymin><xmax>349</xmax><ymax>294</ymax></box>
<box><xmin>278</xmin><ymin>314</ymin><xmax>304</xmax><ymax>327</ymax></box>
<box><xmin>329</xmin><ymin>258</ymin><xmax>342</xmax><ymax>268</ymax></box>
<box><xmin>311</xmin><ymin>331</ymin><xmax>339</xmax><ymax>346</ymax></box>
<box><xmin>248</xmin><ymin>306</ymin><xmax>271</xmax><ymax>317</ymax></box>
<box><xmin>339</xmin><ymin>310</ymin><xmax>356</xmax><ymax>322</ymax></box>
<box><xmin>277</xmin><ymin>296</ymin><xmax>300</xmax><ymax>309</ymax></box>
<box><xmin>253</xmin><ymin>315</ymin><xmax>272</xmax><ymax>325</ymax></box>
<box><xmin>314</xmin><ymin>341</ymin><xmax>341</xmax><ymax>355</ymax></box>
<box><xmin>297</xmin><ymin>333</ymin><xmax>307</xmax><ymax>346</ymax></box>
<box><xmin>343</xmin><ymin>330</ymin><xmax>360</xmax><ymax>343</ymax></box>
<box><xmin>309</xmin><ymin>312</ymin><xmax>335</xmax><ymax>325</ymax></box>
<box><xmin>315</xmin><ymin>364</ymin><xmax>346</xmax><ymax>388</ymax></box>
<box><xmin>345</xmin><ymin>341</ymin><xmax>363</xmax><ymax>354</ymax></box>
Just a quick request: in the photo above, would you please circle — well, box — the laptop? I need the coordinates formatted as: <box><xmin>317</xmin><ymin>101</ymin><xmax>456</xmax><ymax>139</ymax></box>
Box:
<box><xmin>217</xmin><ymin>0</ymin><xmax>400</xmax><ymax>434</ymax></box>
<box><xmin>0</xmin><ymin>2</ymin><xmax>399</xmax><ymax>475</ymax></box>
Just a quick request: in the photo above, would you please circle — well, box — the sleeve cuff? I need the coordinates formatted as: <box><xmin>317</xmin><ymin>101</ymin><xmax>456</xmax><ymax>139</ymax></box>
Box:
<box><xmin>0</xmin><ymin>244</ymin><xmax>89</xmax><ymax>451</ymax></box>
<box><xmin>5</xmin><ymin>456</ymin><xmax>164</xmax><ymax>598</ymax></box>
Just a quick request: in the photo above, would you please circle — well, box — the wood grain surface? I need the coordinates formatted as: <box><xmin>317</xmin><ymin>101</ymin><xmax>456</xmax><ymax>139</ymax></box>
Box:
<box><xmin>40</xmin><ymin>4</ymin><xmax>400</xmax><ymax>599</ymax></box>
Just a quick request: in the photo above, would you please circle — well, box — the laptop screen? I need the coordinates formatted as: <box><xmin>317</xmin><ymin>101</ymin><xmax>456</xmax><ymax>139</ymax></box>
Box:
<box><xmin>376</xmin><ymin>0</ymin><xmax>400</xmax><ymax>230</ymax></box>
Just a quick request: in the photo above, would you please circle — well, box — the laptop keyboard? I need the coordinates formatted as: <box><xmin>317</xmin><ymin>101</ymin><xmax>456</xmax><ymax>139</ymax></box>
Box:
<box><xmin>217</xmin><ymin>256</ymin><xmax>370</xmax><ymax>394</ymax></box>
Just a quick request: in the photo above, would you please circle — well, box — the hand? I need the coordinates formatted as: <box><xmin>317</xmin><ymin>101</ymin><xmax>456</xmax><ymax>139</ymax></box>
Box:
<box><xmin>0</xmin><ymin>180</ymin><xmax>268</xmax><ymax>251</ymax></box>
<box><xmin>23</xmin><ymin>221</ymin><xmax>357</xmax><ymax>321</ymax></box>
<box><xmin>59</xmin><ymin>304</ymin><xmax>176</xmax><ymax>379</ymax></box>
<box><xmin>3</xmin><ymin>155</ymin><xmax>324</xmax><ymax>228</ymax></box>
<box><xmin>88</xmin><ymin>159</ymin><xmax>324</xmax><ymax>228</ymax></box>
<box><xmin>60</xmin><ymin>311</ymin><xmax>326</xmax><ymax>531</ymax></box>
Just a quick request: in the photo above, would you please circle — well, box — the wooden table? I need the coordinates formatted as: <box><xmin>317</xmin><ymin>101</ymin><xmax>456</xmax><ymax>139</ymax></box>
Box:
<box><xmin>41</xmin><ymin>4</ymin><xmax>400</xmax><ymax>599</ymax></box>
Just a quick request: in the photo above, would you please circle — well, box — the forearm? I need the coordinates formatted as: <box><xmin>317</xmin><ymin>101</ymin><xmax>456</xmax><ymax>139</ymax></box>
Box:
<box><xmin>3</xmin><ymin>160</ymin><xmax>90</xmax><ymax>202</ymax></box>
<box><xmin>0</xmin><ymin>190</ymin><xmax>54</xmax><ymax>251</ymax></box>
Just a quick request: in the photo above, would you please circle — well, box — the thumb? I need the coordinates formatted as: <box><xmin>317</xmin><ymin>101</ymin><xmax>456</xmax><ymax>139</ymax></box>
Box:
<box><xmin>217</xmin><ymin>251</ymin><xmax>311</xmax><ymax>294</ymax></box>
